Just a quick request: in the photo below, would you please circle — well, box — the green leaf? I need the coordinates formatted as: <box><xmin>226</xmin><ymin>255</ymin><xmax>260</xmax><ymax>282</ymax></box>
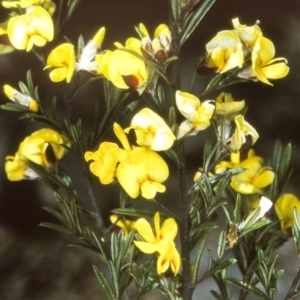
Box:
<box><xmin>181</xmin><ymin>0</ymin><xmax>217</xmax><ymax>45</ymax></box>
<box><xmin>217</xmin><ymin>231</ymin><xmax>226</xmax><ymax>259</ymax></box>
<box><xmin>234</xmin><ymin>194</ymin><xmax>242</xmax><ymax>224</ymax></box>
<box><xmin>111</xmin><ymin>208</ymin><xmax>169</xmax><ymax>218</ymax></box>
<box><xmin>39</xmin><ymin>222</ymin><xmax>73</xmax><ymax>234</ymax></box>
<box><xmin>227</xmin><ymin>278</ymin><xmax>269</xmax><ymax>300</ymax></box>
<box><xmin>169</xmin><ymin>0</ymin><xmax>181</xmax><ymax>21</ymax></box>
<box><xmin>192</xmin><ymin>232</ymin><xmax>209</xmax><ymax>282</ymax></box>
<box><xmin>239</xmin><ymin>219</ymin><xmax>271</xmax><ymax>238</ymax></box>
<box><xmin>42</xmin><ymin>206</ymin><xmax>67</xmax><ymax>224</ymax></box>
<box><xmin>18</xmin><ymin>81</ymin><xmax>29</xmax><ymax>95</ymax></box>
<box><xmin>0</xmin><ymin>103</ymin><xmax>31</xmax><ymax>112</ymax></box>
<box><xmin>169</xmin><ymin>106</ymin><xmax>177</xmax><ymax>127</ymax></box>
<box><xmin>77</xmin><ymin>34</ymin><xmax>85</xmax><ymax>51</ymax></box>
<box><xmin>212</xmin><ymin>258</ymin><xmax>237</xmax><ymax>274</ymax></box>
<box><xmin>92</xmin><ymin>265</ymin><xmax>116</xmax><ymax>300</ymax></box>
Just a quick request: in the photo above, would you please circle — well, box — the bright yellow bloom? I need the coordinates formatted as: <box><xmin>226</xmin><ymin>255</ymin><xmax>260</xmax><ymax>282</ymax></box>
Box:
<box><xmin>176</xmin><ymin>90</ymin><xmax>215</xmax><ymax>138</ymax></box>
<box><xmin>84</xmin><ymin>142</ymin><xmax>129</xmax><ymax>185</ymax></box>
<box><xmin>157</xmin><ymin>240</ymin><xmax>181</xmax><ymax>275</ymax></box>
<box><xmin>7</xmin><ymin>6</ymin><xmax>54</xmax><ymax>51</ymax></box>
<box><xmin>275</xmin><ymin>194</ymin><xmax>300</xmax><ymax>230</ymax></box>
<box><xmin>110</xmin><ymin>214</ymin><xmax>136</xmax><ymax>237</ymax></box>
<box><xmin>3</xmin><ymin>84</ymin><xmax>38</xmax><ymax>112</ymax></box>
<box><xmin>18</xmin><ymin>128</ymin><xmax>70</xmax><ymax>169</ymax></box>
<box><xmin>96</xmin><ymin>38</ymin><xmax>148</xmax><ymax>93</ymax></box>
<box><xmin>5</xmin><ymin>153</ymin><xmax>38</xmax><ymax>181</ymax></box>
<box><xmin>45</xmin><ymin>43</ymin><xmax>76</xmax><ymax>83</ymax></box>
<box><xmin>76</xmin><ymin>27</ymin><xmax>105</xmax><ymax>72</ymax></box>
<box><xmin>230</xmin><ymin>115</ymin><xmax>259</xmax><ymax>152</ymax></box>
<box><xmin>125</xmin><ymin>108</ymin><xmax>175</xmax><ymax>151</ymax></box>
<box><xmin>117</xmin><ymin>147</ymin><xmax>169</xmax><ymax>199</ymax></box>
<box><xmin>205</xmin><ymin>30</ymin><xmax>244</xmax><ymax>73</ymax></box>
<box><xmin>134</xmin><ymin>212</ymin><xmax>180</xmax><ymax>274</ymax></box>
<box><xmin>230</xmin><ymin>159</ymin><xmax>274</xmax><ymax>194</ymax></box>
<box><xmin>214</xmin><ymin>92</ymin><xmax>245</xmax><ymax>119</ymax></box>
<box><xmin>251</xmin><ymin>36</ymin><xmax>289</xmax><ymax>85</ymax></box>
<box><xmin>232</xmin><ymin>18</ymin><xmax>262</xmax><ymax>51</ymax></box>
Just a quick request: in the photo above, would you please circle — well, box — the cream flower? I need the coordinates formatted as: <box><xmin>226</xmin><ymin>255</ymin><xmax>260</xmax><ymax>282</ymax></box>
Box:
<box><xmin>176</xmin><ymin>90</ymin><xmax>215</xmax><ymax>138</ymax></box>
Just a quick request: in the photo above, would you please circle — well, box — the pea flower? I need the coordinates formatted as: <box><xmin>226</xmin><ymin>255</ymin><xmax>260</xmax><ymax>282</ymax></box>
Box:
<box><xmin>175</xmin><ymin>90</ymin><xmax>215</xmax><ymax>138</ymax></box>
<box><xmin>204</xmin><ymin>30</ymin><xmax>244</xmax><ymax>73</ymax></box>
<box><xmin>230</xmin><ymin>115</ymin><xmax>259</xmax><ymax>152</ymax></box>
<box><xmin>2</xmin><ymin>0</ymin><xmax>56</xmax><ymax>14</ymax></box>
<box><xmin>125</xmin><ymin>108</ymin><xmax>176</xmax><ymax>151</ymax></box>
<box><xmin>134</xmin><ymin>212</ymin><xmax>180</xmax><ymax>275</ymax></box>
<box><xmin>5</xmin><ymin>153</ymin><xmax>38</xmax><ymax>181</ymax></box>
<box><xmin>232</xmin><ymin>18</ymin><xmax>262</xmax><ymax>51</ymax></box>
<box><xmin>138</xmin><ymin>23</ymin><xmax>171</xmax><ymax>63</ymax></box>
<box><xmin>250</xmin><ymin>36</ymin><xmax>289</xmax><ymax>85</ymax></box>
<box><xmin>7</xmin><ymin>6</ymin><xmax>54</xmax><ymax>51</ymax></box>
<box><xmin>3</xmin><ymin>84</ymin><xmax>39</xmax><ymax>112</ymax></box>
<box><xmin>117</xmin><ymin>147</ymin><xmax>169</xmax><ymax>199</ymax></box>
<box><xmin>230</xmin><ymin>159</ymin><xmax>274</xmax><ymax>195</ymax></box>
<box><xmin>110</xmin><ymin>214</ymin><xmax>136</xmax><ymax>237</ymax></box>
<box><xmin>275</xmin><ymin>194</ymin><xmax>300</xmax><ymax>230</ymax></box>
<box><xmin>76</xmin><ymin>27</ymin><xmax>105</xmax><ymax>72</ymax></box>
<box><xmin>45</xmin><ymin>43</ymin><xmax>76</xmax><ymax>83</ymax></box>
<box><xmin>18</xmin><ymin>128</ymin><xmax>70</xmax><ymax>170</ymax></box>
<box><xmin>96</xmin><ymin>38</ymin><xmax>148</xmax><ymax>93</ymax></box>
<box><xmin>214</xmin><ymin>92</ymin><xmax>245</xmax><ymax>119</ymax></box>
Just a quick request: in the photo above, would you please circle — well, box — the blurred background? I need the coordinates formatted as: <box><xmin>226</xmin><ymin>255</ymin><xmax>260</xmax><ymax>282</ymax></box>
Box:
<box><xmin>0</xmin><ymin>0</ymin><xmax>300</xmax><ymax>299</ymax></box>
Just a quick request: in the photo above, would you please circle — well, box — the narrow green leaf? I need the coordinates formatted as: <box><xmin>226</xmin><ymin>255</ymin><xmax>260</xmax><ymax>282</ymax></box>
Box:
<box><xmin>217</xmin><ymin>231</ymin><xmax>226</xmax><ymax>259</ymax></box>
<box><xmin>278</xmin><ymin>142</ymin><xmax>292</xmax><ymax>179</ymax></box>
<box><xmin>42</xmin><ymin>206</ymin><xmax>67</xmax><ymax>224</ymax></box>
<box><xmin>18</xmin><ymin>81</ymin><xmax>30</xmax><ymax>95</ymax></box>
<box><xmin>234</xmin><ymin>194</ymin><xmax>241</xmax><ymax>224</ymax></box>
<box><xmin>0</xmin><ymin>103</ymin><xmax>30</xmax><ymax>112</ymax></box>
<box><xmin>212</xmin><ymin>258</ymin><xmax>237</xmax><ymax>274</ymax></box>
<box><xmin>92</xmin><ymin>265</ymin><xmax>116</xmax><ymax>300</ymax></box>
<box><xmin>291</xmin><ymin>291</ymin><xmax>300</xmax><ymax>299</ymax></box>
<box><xmin>169</xmin><ymin>106</ymin><xmax>177</xmax><ymax>127</ymax></box>
<box><xmin>227</xmin><ymin>278</ymin><xmax>269</xmax><ymax>300</ymax></box>
<box><xmin>39</xmin><ymin>222</ymin><xmax>73</xmax><ymax>234</ymax></box>
<box><xmin>192</xmin><ymin>232</ymin><xmax>209</xmax><ymax>282</ymax></box>
<box><xmin>255</xmin><ymin>265</ymin><xmax>268</xmax><ymax>287</ymax></box>
<box><xmin>111</xmin><ymin>208</ymin><xmax>168</xmax><ymax>218</ymax></box>
<box><xmin>240</xmin><ymin>219</ymin><xmax>271</xmax><ymax>238</ymax></box>
<box><xmin>181</xmin><ymin>0</ymin><xmax>217</xmax><ymax>45</ymax></box>
<box><xmin>207</xmin><ymin>249</ymin><xmax>213</xmax><ymax>270</ymax></box>
<box><xmin>92</xmin><ymin>232</ymin><xmax>109</xmax><ymax>260</ymax></box>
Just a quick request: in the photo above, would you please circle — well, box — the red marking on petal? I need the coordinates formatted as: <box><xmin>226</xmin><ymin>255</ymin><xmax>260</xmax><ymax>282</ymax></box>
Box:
<box><xmin>122</xmin><ymin>75</ymin><xmax>140</xmax><ymax>89</ymax></box>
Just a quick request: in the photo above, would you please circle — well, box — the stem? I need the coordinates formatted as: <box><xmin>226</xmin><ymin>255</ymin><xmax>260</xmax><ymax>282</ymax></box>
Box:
<box><xmin>285</xmin><ymin>262</ymin><xmax>300</xmax><ymax>300</ymax></box>
<box><xmin>177</xmin><ymin>146</ymin><xmax>193</xmax><ymax>300</ymax></box>
<box><xmin>84</xmin><ymin>173</ymin><xmax>110</xmax><ymax>244</ymax></box>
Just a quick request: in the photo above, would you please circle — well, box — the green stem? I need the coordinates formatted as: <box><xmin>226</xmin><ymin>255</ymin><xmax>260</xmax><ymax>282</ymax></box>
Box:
<box><xmin>285</xmin><ymin>262</ymin><xmax>300</xmax><ymax>300</ymax></box>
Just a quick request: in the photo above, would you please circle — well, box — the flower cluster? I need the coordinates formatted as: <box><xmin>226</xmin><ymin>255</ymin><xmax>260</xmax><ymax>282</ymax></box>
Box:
<box><xmin>134</xmin><ymin>212</ymin><xmax>181</xmax><ymax>275</ymax></box>
<box><xmin>216</xmin><ymin>149</ymin><xmax>275</xmax><ymax>195</ymax></box>
<box><xmin>5</xmin><ymin>128</ymin><xmax>70</xmax><ymax>181</ymax></box>
<box><xmin>201</xmin><ymin>18</ymin><xmax>289</xmax><ymax>85</ymax></box>
<box><xmin>85</xmin><ymin>108</ymin><xmax>175</xmax><ymax>199</ymax></box>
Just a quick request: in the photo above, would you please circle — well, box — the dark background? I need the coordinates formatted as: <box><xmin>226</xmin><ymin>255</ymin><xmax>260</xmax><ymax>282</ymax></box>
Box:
<box><xmin>0</xmin><ymin>0</ymin><xmax>300</xmax><ymax>299</ymax></box>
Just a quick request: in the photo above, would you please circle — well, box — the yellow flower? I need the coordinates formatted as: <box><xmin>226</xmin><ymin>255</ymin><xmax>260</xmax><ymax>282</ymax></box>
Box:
<box><xmin>84</xmin><ymin>142</ymin><xmax>129</xmax><ymax>185</ymax></box>
<box><xmin>117</xmin><ymin>147</ymin><xmax>169</xmax><ymax>199</ymax></box>
<box><xmin>230</xmin><ymin>115</ymin><xmax>259</xmax><ymax>152</ymax></box>
<box><xmin>230</xmin><ymin>160</ymin><xmax>274</xmax><ymax>194</ymax></box>
<box><xmin>76</xmin><ymin>27</ymin><xmax>105</xmax><ymax>72</ymax></box>
<box><xmin>125</xmin><ymin>108</ymin><xmax>175</xmax><ymax>151</ymax></box>
<box><xmin>251</xmin><ymin>36</ymin><xmax>289</xmax><ymax>85</ymax></box>
<box><xmin>134</xmin><ymin>212</ymin><xmax>180</xmax><ymax>275</ymax></box>
<box><xmin>18</xmin><ymin>128</ymin><xmax>70</xmax><ymax>169</ymax></box>
<box><xmin>3</xmin><ymin>84</ymin><xmax>38</xmax><ymax>112</ymax></box>
<box><xmin>7</xmin><ymin>6</ymin><xmax>54</xmax><ymax>51</ymax></box>
<box><xmin>275</xmin><ymin>194</ymin><xmax>300</xmax><ymax>230</ymax></box>
<box><xmin>110</xmin><ymin>214</ymin><xmax>136</xmax><ymax>237</ymax></box>
<box><xmin>96</xmin><ymin>38</ymin><xmax>148</xmax><ymax>93</ymax></box>
<box><xmin>214</xmin><ymin>92</ymin><xmax>245</xmax><ymax>119</ymax></box>
<box><xmin>176</xmin><ymin>90</ymin><xmax>215</xmax><ymax>138</ymax></box>
<box><xmin>205</xmin><ymin>30</ymin><xmax>244</xmax><ymax>73</ymax></box>
<box><xmin>5</xmin><ymin>153</ymin><xmax>38</xmax><ymax>181</ymax></box>
<box><xmin>45</xmin><ymin>43</ymin><xmax>76</xmax><ymax>83</ymax></box>
<box><xmin>232</xmin><ymin>18</ymin><xmax>262</xmax><ymax>51</ymax></box>
<box><xmin>157</xmin><ymin>240</ymin><xmax>181</xmax><ymax>275</ymax></box>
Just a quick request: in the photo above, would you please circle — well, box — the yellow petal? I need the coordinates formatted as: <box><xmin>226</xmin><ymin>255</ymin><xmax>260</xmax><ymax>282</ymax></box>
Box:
<box><xmin>135</xmin><ymin>218</ymin><xmax>156</xmax><ymax>243</ymax></box>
